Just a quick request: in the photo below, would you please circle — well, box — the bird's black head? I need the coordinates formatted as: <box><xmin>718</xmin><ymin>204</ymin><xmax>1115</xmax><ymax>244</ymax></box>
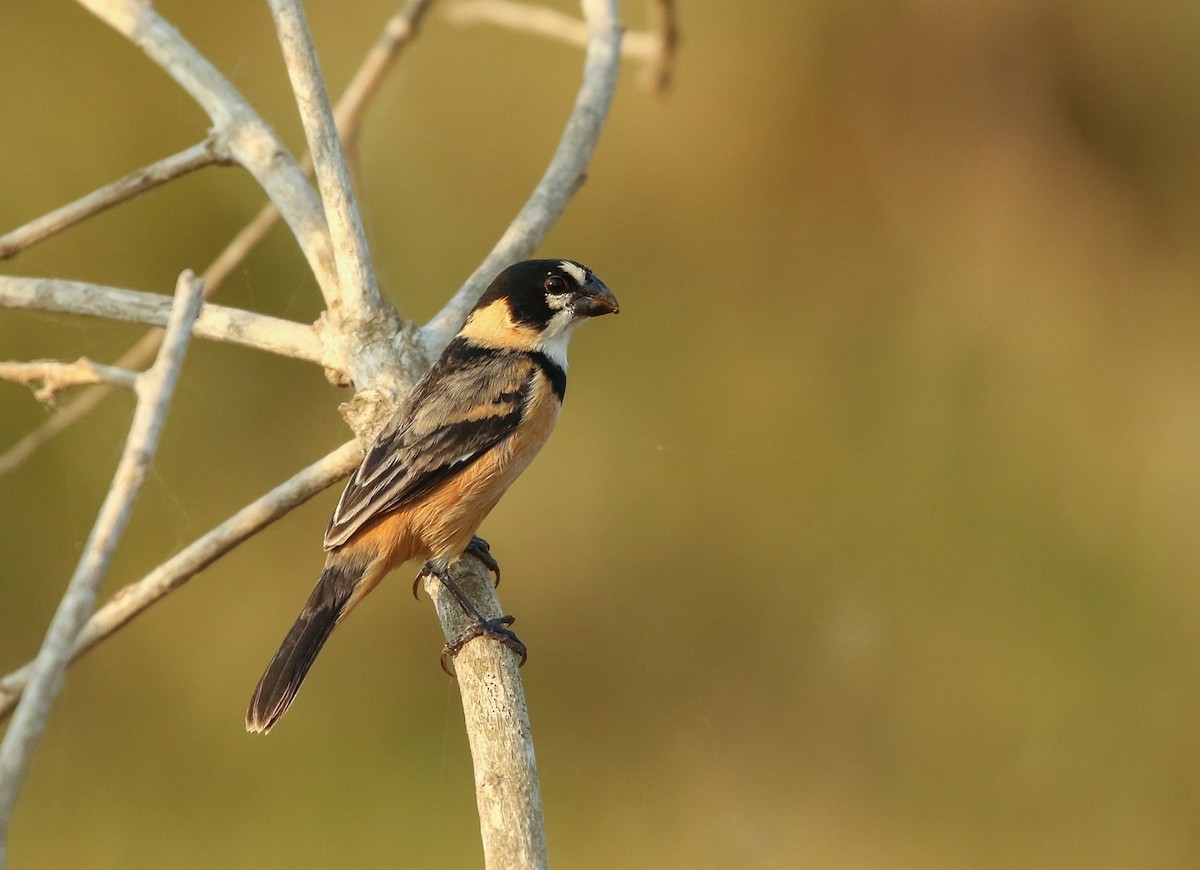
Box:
<box><xmin>475</xmin><ymin>259</ymin><xmax>619</xmax><ymax>330</ymax></box>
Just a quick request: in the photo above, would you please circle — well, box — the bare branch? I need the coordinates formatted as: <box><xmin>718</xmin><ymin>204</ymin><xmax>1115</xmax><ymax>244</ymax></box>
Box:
<box><xmin>0</xmin><ymin>139</ymin><xmax>226</xmax><ymax>260</ymax></box>
<box><xmin>0</xmin><ymin>440</ymin><xmax>361</xmax><ymax>724</ymax></box>
<box><xmin>0</xmin><ymin>270</ymin><xmax>205</xmax><ymax>859</ymax></box>
<box><xmin>0</xmin><ymin>358</ymin><xmax>138</xmax><ymax>403</ymax></box>
<box><xmin>0</xmin><ymin>1</ymin><xmax>435</xmax><ymax>475</ymax></box>
<box><xmin>449</xmin><ymin>0</ymin><xmax>676</xmax><ymax>93</ymax></box>
<box><xmin>75</xmin><ymin>0</ymin><xmax>339</xmax><ymax>302</ymax></box>
<box><xmin>269</xmin><ymin>0</ymin><xmax>410</xmax><ymax>403</ymax></box>
<box><xmin>0</xmin><ymin>276</ymin><xmax>325</xmax><ymax>367</ymax></box>
<box><xmin>270</xmin><ymin>0</ymin><xmax>380</xmax><ymax>313</ymax></box>
<box><xmin>447</xmin><ymin>0</ymin><xmax>658</xmax><ymax>63</ymax></box>
<box><xmin>426</xmin><ymin>563</ymin><xmax>547</xmax><ymax>869</ymax></box>
<box><xmin>422</xmin><ymin>0</ymin><xmax>623</xmax><ymax>354</ymax></box>
<box><xmin>2</xmin><ymin>7</ymin><xmax>635</xmax><ymax>865</ymax></box>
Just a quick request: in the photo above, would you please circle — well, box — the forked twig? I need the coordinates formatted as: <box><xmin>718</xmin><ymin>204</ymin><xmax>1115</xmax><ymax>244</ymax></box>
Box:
<box><xmin>0</xmin><ymin>358</ymin><xmax>138</xmax><ymax>403</ymax></box>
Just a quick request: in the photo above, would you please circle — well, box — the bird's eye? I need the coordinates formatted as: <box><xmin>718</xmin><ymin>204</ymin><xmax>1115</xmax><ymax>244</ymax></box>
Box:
<box><xmin>544</xmin><ymin>274</ymin><xmax>568</xmax><ymax>294</ymax></box>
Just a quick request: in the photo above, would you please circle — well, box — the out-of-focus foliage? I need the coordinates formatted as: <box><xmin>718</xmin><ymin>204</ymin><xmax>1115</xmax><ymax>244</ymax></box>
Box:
<box><xmin>3</xmin><ymin>1</ymin><xmax>1200</xmax><ymax>867</ymax></box>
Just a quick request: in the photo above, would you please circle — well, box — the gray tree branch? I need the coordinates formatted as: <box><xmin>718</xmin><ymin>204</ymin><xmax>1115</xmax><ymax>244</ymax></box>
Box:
<box><xmin>0</xmin><ymin>270</ymin><xmax>205</xmax><ymax>867</ymax></box>
<box><xmin>0</xmin><ymin>276</ymin><xmax>324</xmax><ymax>367</ymax></box>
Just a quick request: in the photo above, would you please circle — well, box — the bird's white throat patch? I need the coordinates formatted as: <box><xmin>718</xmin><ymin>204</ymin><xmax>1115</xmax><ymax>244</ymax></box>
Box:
<box><xmin>538</xmin><ymin>309</ymin><xmax>579</xmax><ymax>367</ymax></box>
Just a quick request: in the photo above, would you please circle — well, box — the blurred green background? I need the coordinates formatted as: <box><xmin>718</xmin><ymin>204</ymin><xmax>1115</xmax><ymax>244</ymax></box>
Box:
<box><xmin>3</xmin><ymin>0</ymin><xmax>1200</xmax><ymax>867</ymax></box>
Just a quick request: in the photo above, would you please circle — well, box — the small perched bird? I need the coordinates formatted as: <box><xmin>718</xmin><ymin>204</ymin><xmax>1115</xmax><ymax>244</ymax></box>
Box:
<box><xmin>246</xmin><ymin>259</ymin><xmax>618</xmax><ymax>734</ymax></box>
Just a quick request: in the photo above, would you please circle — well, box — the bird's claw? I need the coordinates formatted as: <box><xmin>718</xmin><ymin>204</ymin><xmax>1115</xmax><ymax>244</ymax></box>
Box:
<box><xmin>440</xmin><ymin>615</ymin><xmax>527</xmax><ymax>676</ymax></box>
<box><xmin>412</xmin><ymin>566</ymin><xmax>433</xmax><ymax>600</ymax></box>
<box><xmin>465</xmin><ymin>535</ymin><xmax>501</xmax><ymax>587</ymax></box>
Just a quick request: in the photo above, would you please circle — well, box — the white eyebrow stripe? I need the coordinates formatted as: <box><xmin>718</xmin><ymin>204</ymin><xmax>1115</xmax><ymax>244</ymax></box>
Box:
<box><xmin>559</xmin><ymin>261</ymin><xmax>587</xmax><ymax>286</ymax></box>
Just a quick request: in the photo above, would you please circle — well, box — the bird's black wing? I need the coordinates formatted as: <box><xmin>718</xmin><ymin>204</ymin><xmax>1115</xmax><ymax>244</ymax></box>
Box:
<box><xmin>323</xmin><ymin>341</ymin><xmax>535</xmax><ymax>550</ymax></box>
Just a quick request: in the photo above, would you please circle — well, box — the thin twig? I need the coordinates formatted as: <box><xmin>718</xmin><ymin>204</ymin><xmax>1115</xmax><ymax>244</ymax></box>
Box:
<box><xmin>447</xmin><ymin>0</ymin><xmax>659</xmax><ymax>64</ymax></box>
<box><xmin>75</xmin><ymin>0</ymin><xmax>338</xmax><ymax>302</ymax></box>
<box><xmin>0</xmin><ymin>139</ymin><xmax>227</xmax><ymax>261</ymax></box>
<box><xmin>422</xmin><ymin>0</ymin><xmax>624</xmax><ymax>355</ymax></box>
<box><xmin>0</xmin><ymin>270</ymin><xmax>205</xmax><ymax>863</ymax></box>
<box><xmin>448</xmin><ymin>0</ymin><xmax>598</xmax><ymax>47</ymax></box>
<box><xmin>0</xmin><ymin>276</ymin><xmax>325</xmax><ymax>366</ymax></box>
<box><xmin>269</xmin><ymin>0</ymin><xmax>381</xmax><ymax>318</ymax></box>
<box><xmin>0</xmin><ymin>358</ymin><xmax>138</xmax><ymax>403</ymax></box>
<box><xmin>0</xmin><ymin>440</ymin><xmax>362</xmax><ymax>723</ymax></box>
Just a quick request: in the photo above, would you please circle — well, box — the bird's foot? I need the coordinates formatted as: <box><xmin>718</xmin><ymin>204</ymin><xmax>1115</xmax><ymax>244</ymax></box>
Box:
<box><xmin>440</xmin><ymin>615</ymin><xmax>527</xmax><ymax>676</ymax></box>
<box><xmin>412</xmin><ymin>538</ymin><xmax>500</xmax><ymax>599</ymax></box>
<box><xmin>465</xmin><ymin>535</ymin><xmax>501</xmax><ymax>587</ymax></box>
<box><xmin>422</xmin><ymin>560</ymin><xmax>526</xmax><ymax>675</ymax></box>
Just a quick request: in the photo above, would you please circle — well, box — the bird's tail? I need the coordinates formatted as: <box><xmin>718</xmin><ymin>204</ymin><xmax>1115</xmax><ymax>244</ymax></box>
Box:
<box><xmin>246</xmin><ymin>556</ymin><xmax>367</xmax><ymax>734</ymax></box>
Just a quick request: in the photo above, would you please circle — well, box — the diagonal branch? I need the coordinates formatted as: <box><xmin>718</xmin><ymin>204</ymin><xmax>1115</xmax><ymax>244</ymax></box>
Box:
<box><xmin>0</xmin><ymin>138</ymin><xmax>228</xmax><ymax>261</ymax></box>
<box><xmin>0</xmin><ymin>270</ymin><xmax>205</xmax><ymax>860</ymax></box>
<box><xmin>270</xmin><ymin>0</ymin><xmax>382</xmax><ymax>319</ymax></box>
<box><xmin>0</xmin><ymin>276</ymin><xmax>325</xmax><ymax>367</ymax></box>
<box><xmin>0</xmin><ymin>440</ymin><xmax>361</xmax><ymax>723</ymax></box>
<box><xmin>421</xmin><ymin>0</ymin><xmax>624</xmax><ymax>355</ymax></box>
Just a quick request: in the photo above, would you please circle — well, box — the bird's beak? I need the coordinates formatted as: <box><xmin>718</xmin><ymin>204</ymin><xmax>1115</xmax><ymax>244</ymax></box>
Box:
<box><xmin>574</xmin><ymin>277</ymin><xmax>620</xmax><ymax>317</ymax></box>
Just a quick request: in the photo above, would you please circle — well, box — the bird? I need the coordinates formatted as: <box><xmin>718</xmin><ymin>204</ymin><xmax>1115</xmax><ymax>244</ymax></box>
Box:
<box><xmin>246</xmin><ymin>259</ymin><xmax>619</xmax><ymax>733</ymax></box>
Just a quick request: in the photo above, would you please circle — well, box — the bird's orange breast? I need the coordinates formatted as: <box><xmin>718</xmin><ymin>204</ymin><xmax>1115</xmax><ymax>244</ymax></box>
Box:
<box><xmin>349</xmin><ymin>367</ymin><xmax>562</xmax><ymax>569</ymax></box>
